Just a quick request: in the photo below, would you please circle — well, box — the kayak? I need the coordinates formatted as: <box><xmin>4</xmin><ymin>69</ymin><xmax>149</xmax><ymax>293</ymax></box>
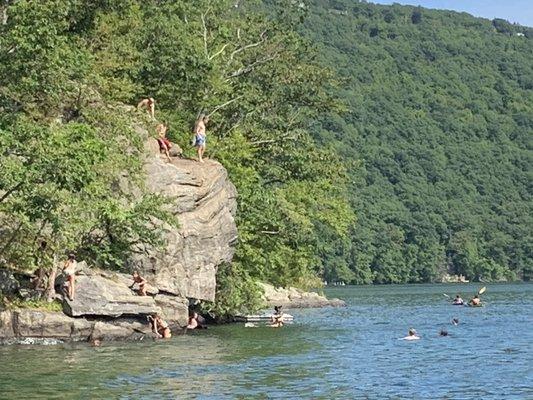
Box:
<box><xmin>466</xmin><ymin>303</ymin><xmax>484</xmax><ymax>307</ymax></box>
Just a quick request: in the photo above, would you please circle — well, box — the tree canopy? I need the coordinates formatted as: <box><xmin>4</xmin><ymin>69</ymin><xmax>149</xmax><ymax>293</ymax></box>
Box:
<box><xmin>301</xmin><ymin>0</ymin><xmax>532</xmax><ymax>284</ymax></box>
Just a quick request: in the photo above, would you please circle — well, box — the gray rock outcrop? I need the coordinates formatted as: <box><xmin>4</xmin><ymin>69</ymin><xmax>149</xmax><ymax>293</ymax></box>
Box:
<box><xmin>0</xmin><ymin>269</ymin><xmax>19</xmax><ymax>295</ymax></box>
<box><xmin>259</xmin><ymin>283</ymin><xmax>346</xmax><ymax>308</ymax></box>
<box><xmin>0</xmin><ymin>123</ymin><xmax>240</xmax><ymax>344</ymax></box>
<box><xmin>62</xmin><ymin>274</ymin><xmax>160</xmax><ymax>318</ymax></box>
<box><xmin>128</xmin><ymin>139</ymin><xmax>238</xmax><ymax>302</ymax></box>
<box><xmin>0</xmin><ymin>309</ymin><xmax>153</xmax><ymax>344</ymax></box>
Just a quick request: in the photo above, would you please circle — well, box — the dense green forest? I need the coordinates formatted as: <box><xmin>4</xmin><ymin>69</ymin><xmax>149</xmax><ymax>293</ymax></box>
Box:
<box><xmin>302</xmin><ymin>0</ymin><xmax>532</xmax><ymax>284</ymax></box>
<box><xmin>0</xmin><ymin>0</ymin><xmax>531</xmax><ymax>315</ymax></box>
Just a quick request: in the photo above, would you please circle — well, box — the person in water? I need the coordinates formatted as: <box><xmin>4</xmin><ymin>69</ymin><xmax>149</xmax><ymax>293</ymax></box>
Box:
<box><xmin>149</xmin><ymin>314</ymin><xmax>171</xmax><ymax>339</ymax></box>
<box><xmin>187</xmin><ymin>311</ymin><xmax>207</xmax><ymax>330</ymax></box>
<box><xmin>62</xmin><ymin>253</ymin><xmax>77</xmax><ymax>301</ymax></box>
<box><xmin>270</xmin><ymin>305</ymin><xmax>285</xmax><ymax>327</ymax></box>
<box><xmin>137</xmin><ymin>97</ymin><xmax>155</xmax><ymax>119</ymax></box>
<box><xmin>402</xmin><ymin>328</ymin><xmax>420</xmax><ymax>340</ymax></box>
<box><xmin>452</xmin><ymin>294</ymin><xmax>464</xmax><ymax>305</ymax></box>
<box><xmin>270</xmin><ymin>318</ymin><xmax>284</xmax><ymax>328</ymax></box>
<box><xmin>469</xmin><ymin>294</ymin><xmax>481</xmax><ymax>306</ymax></box>
<box><xmin>439</xmin><ymin>329</ymin><xmax>449</xmax><ymax>337</ymax></box>
<box><xmin>130</xmin><ymin>270</ymin><xmax>147</xmax><ymax>296</ymax></box>
<box><xmin>452</xmin><ymin>318</ymin><xmax>459</xmax><ymax>326</ymax></box>
<box><xmin>193</xmin><ymin>114</ymin><xmax>208</xmax><ymax>163</ymax></box>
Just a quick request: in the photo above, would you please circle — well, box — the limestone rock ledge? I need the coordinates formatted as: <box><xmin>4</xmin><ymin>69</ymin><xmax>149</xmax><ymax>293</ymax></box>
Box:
<box><xmin>259</xmin><ymin>283</ymin><xmax>346</xmax><ymax>308</ymax></box>
<box><xmin>0</xmin><ymin>309</ymin><xmax>153</xmax><ymax>344</ymax></box>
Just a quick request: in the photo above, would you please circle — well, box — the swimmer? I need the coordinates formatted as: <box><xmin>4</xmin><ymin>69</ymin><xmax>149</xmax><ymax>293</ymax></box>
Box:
<box><xmin>149</xmin><ymin>314</ymin><xmax>171</xmax><ymax>339</ymax></box>
<box><xmin>401</xmin><ymin>328</ymin><xmax>420</xmax><ymax>340</ymax></box>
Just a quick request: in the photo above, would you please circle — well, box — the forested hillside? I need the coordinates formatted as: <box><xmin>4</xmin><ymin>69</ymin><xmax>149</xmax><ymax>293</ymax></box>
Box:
<box><xmin>302</xmin><ymin>0</ymin><xmax>532</xmax><ymax>283</ymax></box>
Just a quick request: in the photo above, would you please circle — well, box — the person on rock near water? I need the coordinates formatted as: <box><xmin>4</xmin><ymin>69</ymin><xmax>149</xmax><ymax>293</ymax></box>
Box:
<box><xmin>156</xmin><ymin>123</ymin><xmax>172</xmax><ymax>162</ymax></box>
<box><xmin>452</xmin><ymin>294</ymin><xmax>464</xmax><ymax>305</ymax></box>
<box><xmin>149</xmin><ymin>314</ymin><xmax>171</xmax><ymax>338</ymax></box>
<box><xmin>137</xmin><ymin>97</ymin><xmax>155</xmax><ymax>119</ymax></box>
<box><xmin>187</xmin><ymin>311</ymin><xmax>207</xmax><ymax>330</ymax></box>
<box><xmin>130</xmin><ymin>270</ymin><xmax>147</xmax><ymax>296</ymax></box>
<box><xmin>402</xmin><ymin>328</ymin><xmax>420</xmax><ymax>340</ymax></box>
<box><xmin>469</xmin><ymin>294</ymin><xmax>481</xmax><ymax>306</ymax></box>
<box><xmin>62</xmin><ymin>253</ymin><xmax>77</xmax><ymax>301</ymax></box>
<box><xmin>193</xmin><ymin>114</ymin><xmax>208</xmax><ymax>163</ymax></box>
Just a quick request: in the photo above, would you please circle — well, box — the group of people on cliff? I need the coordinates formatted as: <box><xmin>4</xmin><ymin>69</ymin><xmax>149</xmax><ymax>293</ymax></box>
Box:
<box><xmin>58</xmin><ymin>254</ymin><xmax>205</xmax><ymax>343</ymax></box>
<box><xmin>137</xmin><ymin>97</ymin><xmax>209</xmax><ymax>163</ymax></box>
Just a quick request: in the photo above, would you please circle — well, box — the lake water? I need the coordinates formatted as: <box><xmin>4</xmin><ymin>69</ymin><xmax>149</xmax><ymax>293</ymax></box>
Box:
<box><xmin>0</xmin><ymin>283</ymin><xmax>532</xmax><ymax>399</ymax></box>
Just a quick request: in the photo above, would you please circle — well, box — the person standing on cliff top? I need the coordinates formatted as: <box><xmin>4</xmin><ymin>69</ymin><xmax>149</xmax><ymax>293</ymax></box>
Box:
<box><xmin>137</xmin><ymin>97</ymin><xmax>155</xmax><ymax>120</ymax></box>
<box><xmin>193</xmin><ymin>114</ymin><xmax>208</xmax><ymax>163</ymax></box>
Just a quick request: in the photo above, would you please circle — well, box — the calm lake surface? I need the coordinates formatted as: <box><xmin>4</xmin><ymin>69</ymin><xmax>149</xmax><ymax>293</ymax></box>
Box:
<box><xmin>1</xmin><ymin>283</ymin><xmax>532</xmax><ymax>399</ymax></box>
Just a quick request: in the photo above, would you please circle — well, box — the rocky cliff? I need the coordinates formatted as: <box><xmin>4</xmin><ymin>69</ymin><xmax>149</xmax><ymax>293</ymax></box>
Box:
<box><xmin>129</xmin><ymin>138</ymin><xmax>238</xmax><ymax>302</ymax></box>
<box><xmin>0</xmin><ymin>136</ymin><xmax>238</xmax><ymax>343</ymax></box>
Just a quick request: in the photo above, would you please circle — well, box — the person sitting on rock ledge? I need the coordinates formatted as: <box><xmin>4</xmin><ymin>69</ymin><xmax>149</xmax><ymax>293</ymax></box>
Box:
<box><xmin>149</xmin><ymin>314</ymin><xmax>171</xmax><ymax>339</ymax></box>
<box><xmin>129</xmin><ymin>270</ymin><xmax>147</xmax><ymax>296</ymax></box>
<box><xmin>62</xmin><ymin>253</ymin><xmax>77</xmax><ymax>301</ymax></box>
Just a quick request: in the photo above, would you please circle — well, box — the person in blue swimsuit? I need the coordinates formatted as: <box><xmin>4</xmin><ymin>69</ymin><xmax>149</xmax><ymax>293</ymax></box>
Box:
<box><xmin>193</xmin><ymin>114</ymin><xmax>209</xmax><ymax>163</ymax></box>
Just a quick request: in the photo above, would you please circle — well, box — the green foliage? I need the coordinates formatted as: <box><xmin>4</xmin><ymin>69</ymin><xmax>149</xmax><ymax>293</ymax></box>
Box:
<box><xmin>0</xmin><ymin>1</ymin><xmax>176</xmax><ymax>274</ymax></box>
<box><xmin>301</xmin><ymin>0</ymin><xmax>533</xmax><ymax>283</ymax></box>
<box><xmin>201</xmin><ymin>262</ymin><xmax>263</xmax><ymax>321</ymax></box>
<box><xmin>2</xmin><ymin>297</ymin><xmax>63</xmax><ymax>312</ymax></box>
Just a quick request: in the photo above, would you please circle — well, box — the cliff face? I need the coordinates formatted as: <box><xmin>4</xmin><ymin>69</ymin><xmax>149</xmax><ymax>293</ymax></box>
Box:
<box><xmin>130</xmin><ymin>139</ymin><xmax>238</xmax><ymax>302</ymax></box>
<box><xmin>0</xmin><ymin>137</ymin><xmax>238</xmax><ymax>343</ymax></box>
